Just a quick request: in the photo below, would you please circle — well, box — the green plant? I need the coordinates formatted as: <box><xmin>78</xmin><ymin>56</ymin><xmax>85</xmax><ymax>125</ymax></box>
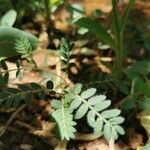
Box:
<box><xmin>15</xmin><ymin>37</ymin><xmax>33</xmax><ymax>56</ymax></box>
<box><xmin>0</xmin><ymin>82</ymin><xmax>46</xmax><ymax>108</ymax></box>
<box><xmin>0</xmin><ymin>59</ymin><xmax>23</xmax><ymax>89</ymax></box>
<box><xmin>0</xmin><ymin>26</ymin><xmax>38</xmax><ymax>58</ymax></box>
<box><xmin>121</xmin><ymin>60</ymin><xmax>150</xmax><ymax>110</ymax></box>
<box><xmin>0</xmin><ymin>1</ymin><xmax>149</xmax><ymax>149</ymax></box>
<box><xmin>0</xmin><ymin>60</ymin><xmax>9</xmax><ymax>88</ymax></box>
<box><xmin>76</xmin><ymin>0</ymin><xmax>135</xmax><ymax>78</ymax></box>
<box><xmin>44</xmin><ymin>0</ymin><xmax>64</xmax><ymax>20</ymax></box>
<box><xmin>59</xmin><ymin>38</ymin><xmax>74</xmax><ymax>71</ymax></box>
<box><xmin>15</xmin><ymin>37</ymin><xmax>37</xmax><ymax>67</ymax></box>
<box><xmin>143</xmin><ymin>144</ymin><xmax>150</xmax><ymax>150</ymax></box>
<box><xmin>49</xmin><ymin>39</ymin><xmax>125</xmax><ymax>142</ymax></box>
<box><xmin>0</xmin><ymin>8</ymin><xmax>38</xmax><ymax>59</ymax></box>
<box><xmin>0</xmin><ymin>37</ymin><xmax>125</xmax><ymax>145</ymax></box>
<box><xmin>51</xmin><ymin>83</ymin><xmax>125</xmax><ymax>141</ymax></box>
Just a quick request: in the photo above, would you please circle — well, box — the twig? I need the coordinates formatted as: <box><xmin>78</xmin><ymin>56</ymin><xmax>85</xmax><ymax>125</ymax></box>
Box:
<box><xmin>109</xmin><ymin>138</ymin><xmax>115</xmax><ymax>150</ymax></box>
<box><xmin>15</xmin><ymin>120</ymin><xmax>35</xmax><ymax>131</ymax></box>
<box><xmin>34</xmin><ymin>67</ymin><xmax>72</xmax><ymax>88</ymax></box>
<box><xmin>84</xmin><ymin>79</ymin><xmax>113</xmax><ymax>86</ymax></box>
<box><xmin>0</xmin><ymin>67</ymin><xmax>23</xmax><ymax>74</ymax></box>
<box><xmin>0</xmin><ymin>104</ymin><xmax>26</xmax><ymax>137</ymax></box>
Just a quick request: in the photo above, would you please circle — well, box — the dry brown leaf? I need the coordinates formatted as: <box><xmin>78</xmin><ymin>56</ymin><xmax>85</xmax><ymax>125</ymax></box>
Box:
<box><xmin>129</xmin><ymin>133</ymin><xmax>143</xmax><ymax>149</ymax></box>
<box><xmin>39</xmin><ymin>31</ymin><xmax>49</xmax><ymax>49</ymax></box>
<box><xmin>78</xmin><ymin>138</ymin><xmax>129</xmax><ymax>150</ymax></box>
<box><xmin>31</xmin><ymin>121</ymin><xmax>55</xmax><ymax>138</ymax></box>
<box><xmin>84</xmin><ymin>0</ymin><xmax>112</xmax><ymax>15</ymax></box>
<box><xmin>33</xmin><ymin>49</ymin><xmax>59</xmax><ymax>68</ymax></box>
<box><xmin>138</xmin><ymin>111</ymin><xmax>150</xmax><ymax>144</ymax></box>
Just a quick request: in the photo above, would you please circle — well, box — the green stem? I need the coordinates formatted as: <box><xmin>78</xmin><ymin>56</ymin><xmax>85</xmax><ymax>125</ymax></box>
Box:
<box><xmin>114</xmin><ymin>29</ymin><xmax>124</xmax><ymax>78</ymax></box>
<box><xmin>44</xmin><ymin>0</ymin><xmax>51</xmax><ymax>21</ymax></box>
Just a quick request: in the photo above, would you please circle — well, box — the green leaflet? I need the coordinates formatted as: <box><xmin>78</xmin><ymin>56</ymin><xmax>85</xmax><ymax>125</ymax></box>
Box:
<box><xmin>143</xmin><ymin>144</ymin><xmax>150</xmax><ymax>150</ymax></box>
<box><xmin>94</xmin><ymin>100</ymin><xmax>111</xmax><ymax>112</ymax></box>
<box><xmin>87</xmin><ymin>110</ymin><xmax>96</xmax><ymax>127</ymax></box>
<box><xmin>130</xmin><ymin>61</ymin><xmax>150</xmax><ymax>76</ymax></box>
<box><xmin>0</xmin><ymin>74</ymin><xmax>7</xmax><ymax>88</ymax></box>
<box><xmin>80</xmin><ymin>88</ymin><xmax>96</xmax><ymax>99</ymax></box>
<box><xmin>0</xmin><ymin>9</ymin><xmax>17</xmax><ymax>27</ymax></box>
<box><xmin>0</xmin><ymin>60</ymin><xmax>9</xmax><ymax>88</ymax></box>
<box><xmin>0</xmin><ymin>26</ymin><xmax>38</xmax><ymax>58</ymax></box>
<box><xmin>114</xmin><ymin>125</ymin><xmax>125</xmax><ymax>135</ymax></box>
<box><xmin>101</xmin><ymin>109</ymin><xmax>121</xmax><ymax>119</ymax></box>
<box><xmin>134</xmin><ymin>78</ymin><xmax>150</xmax><ymax>98</ymax></box>
<box><xmin>51</xmin><ymin>100</ymin><xmax>62</xmax><ymax>109</ymax></box>
<box><xmin>59</xmin><ymin>38</ymin><xmax>73</xmax><ymax>67</ymax></box>
<box><xmin>88</xmin><ymin>95</ymin><xmax>106</xmax><ymax>105</ymax></box>
<box><xmin>112</xmin><ymin>128</ymin><xmax>118</xmax><ymax>140</ymax></box>
<box><xmin>0</xmin><ymin>82</ymin><xmax>45</xmax><ymax>108</ymax></box>
<box><xmin>70</xmin><ymin>96</ymin><xmax>82</xmax><ymax>111</ymax></box>
<box><xmin>15</xmin><ymin>37</ymin><xmax>32</xmax><ymax>55</ymax></box>
<box><xmin>75</xmin><ymin>103</ymin><xmax>88</xmax><ymax>119</ymax></box>
<box><xmin>94</xmin><ymin>118</ymin><xmax>103</xmax><ymax>134</ymax></box>
<box><xmin>0</xmin><ymin>59</ymin><xmax>8</xmax><ymax>70</ymax></box>
<box><xmin>109</xmin><ymin>117</ymin><xmax>125</xmax><ymax>125</ymax></box>
<box><xmin>138</xmin><ymin>97</ymin><xmax>150</xmax><ymax>111</ymax></box>
<box><xmin>121</xmin><ymin>96</ymin><xmax>135</xmax><ymax>110</ymax></box>
<box><xmin>73</xmin><ymin>83</ymin><xmax>82</xmax><ymax>94</ymax></box>
<box><xmin>104</xmin><ymin>123</ymin><xmax>111</xmax><ymax>140</ymax></box>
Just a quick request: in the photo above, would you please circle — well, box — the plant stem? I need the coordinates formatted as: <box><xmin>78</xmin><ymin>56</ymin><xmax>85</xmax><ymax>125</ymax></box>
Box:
<box><xmin>112</xmin><ymin>0</ymin><xmax>135</xmax><ymax>78</ymax></box>
<box><xmin>111</xmin><ymin>0</ymin><xmax>124</xmax><ymax>78</ymax></box>
<box><xmin>109</xmin><ymin>138</ymin><xmax>115</xmax><ymax>150</ymax></box>
<box><xmin>114</xmin><ymin>31</ymin><xmax>124</xmax><ymax>78</ymax></box>
<box><xmin>0</xmin><ymin>104</ymin><xmax>26</xmax><ymax>137</ymax></box>
<box><xmin>44</xmin><ymin>0</ymin><xmax>51</xmax><ymax>22</ymax></box>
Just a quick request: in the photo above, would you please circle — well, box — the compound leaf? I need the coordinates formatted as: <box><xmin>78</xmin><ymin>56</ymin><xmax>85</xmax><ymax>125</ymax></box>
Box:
<box><xmin>0</xmin><ymin>26</ymin><xmax>38</xmax><ymax>58</ymax></box>
<box><xmin>52</xmin><ymin>108</ymin><xmax>76</xmax><ymax>140</ymax></box>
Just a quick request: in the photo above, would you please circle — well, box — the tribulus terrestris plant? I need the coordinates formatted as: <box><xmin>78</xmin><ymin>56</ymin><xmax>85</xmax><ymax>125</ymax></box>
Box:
<box><xmin>51</xmin><ymin>38</ymin><xmax>125</xmax><ymax>142</ymax></box>
<box><xmin>0</xmin><ymin>37</ymin><xmax>125</xmax><ymax>145</ymax></box>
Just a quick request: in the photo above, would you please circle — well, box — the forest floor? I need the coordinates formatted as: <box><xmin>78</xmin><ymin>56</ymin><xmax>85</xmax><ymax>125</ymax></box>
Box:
<box><xmin>0</xmin><ymin>0</ymin><xmax>150</xmax><ymax>150</ymax></box>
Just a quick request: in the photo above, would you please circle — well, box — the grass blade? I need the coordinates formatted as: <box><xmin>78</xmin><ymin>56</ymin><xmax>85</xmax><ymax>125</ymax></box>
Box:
<box><xmin>111</xmin><ymin>0</ymin><xmax>121</xmax><ymax>43</ymax></box>
<box><xmin>120</xmin><ymin>0</ymin><xmax>135</xmax><ymax>31</ymax></box>
<box><xmin>76</xmin><ymin>17</ymin><xmax>116</xmax><ymax>50</ymax></box>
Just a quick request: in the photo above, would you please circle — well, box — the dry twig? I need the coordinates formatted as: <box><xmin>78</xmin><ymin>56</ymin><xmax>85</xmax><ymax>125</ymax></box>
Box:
<box><xmin>0</xmin><ymin>104</ymin><xmax>26</xmax><ymax>137</ymax></box>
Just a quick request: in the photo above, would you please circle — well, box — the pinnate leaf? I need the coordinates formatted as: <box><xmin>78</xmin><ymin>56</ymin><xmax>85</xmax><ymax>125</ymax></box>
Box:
<box><xmin>52</xmin><ymin>108</ymin><xmax>76</xmax><ymax>140</ymax></box>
